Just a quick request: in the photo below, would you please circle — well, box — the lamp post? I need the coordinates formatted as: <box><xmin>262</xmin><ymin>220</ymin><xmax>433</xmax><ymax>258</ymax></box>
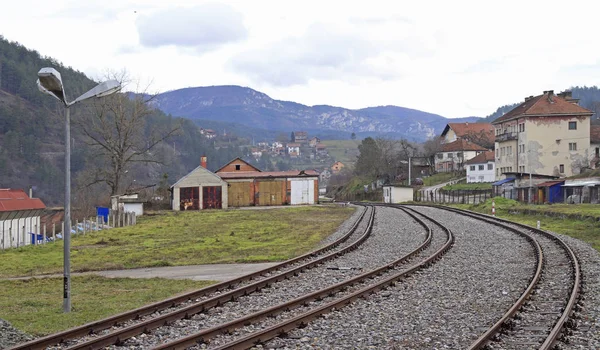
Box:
<box><xmin>37</xmin><ymin>68</ymin><xmax>121</xmax><ymax>313</ymax></box>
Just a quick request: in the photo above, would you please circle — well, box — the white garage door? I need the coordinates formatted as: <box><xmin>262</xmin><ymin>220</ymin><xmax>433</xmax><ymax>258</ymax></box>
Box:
<box><xmin>291</xmin><ymin>179</ymin><xmax>314</xmax><ymax>204</ymax></box>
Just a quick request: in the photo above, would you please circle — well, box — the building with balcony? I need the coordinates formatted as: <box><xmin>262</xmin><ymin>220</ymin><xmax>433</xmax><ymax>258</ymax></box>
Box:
<box><xmin>435</xmin><ymin>139</ymin><xmax>488</xmax><ymax>173</ymax></box>
<box><xmin>493</xmin><ymin>90</ymin><xmax>594</xmax><ymax>180</ymax></box>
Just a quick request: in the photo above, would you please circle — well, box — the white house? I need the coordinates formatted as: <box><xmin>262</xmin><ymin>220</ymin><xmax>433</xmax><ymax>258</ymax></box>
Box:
<box><xmin>465</xmin><ymin>151</ymin><xmax>496</xmax><ymax>183</ymax></box>
<box><xmin>382</xmin><ymin>185</ymin><xmax>414</xmax><ymax>203</ymax></box>
<box><xmin>287</xmin><ymin>143</ymin><xmax>301</xmax><ymax>157</ymax></box>
<box><xmin>435</xmin><ymin>139</ymin><xmax>489</xmax><ymax>172</ymax></box>
<box><xmin>111</xmin><ymin>193</ymin><xmax>145</xmax><ymax>216</ymax></box>
<box><xmin>0</xmin><ymin>189</ymin><xmax>46</xmax><ymax>249</ymax></box>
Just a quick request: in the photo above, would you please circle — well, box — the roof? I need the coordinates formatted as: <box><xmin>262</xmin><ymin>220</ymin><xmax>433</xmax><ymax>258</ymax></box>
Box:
<box><xmin>0</xmin><ymin>189</ymin><xmax>46</xmax><ymax>212</ymax></box>
<box><xmin>287</xmin><ymin>143</ymin><xmax>301</xmax><ymax>147</ymax></box>
<box><xmin>170</xmin><ymin>165</ymin><xmax>226</xmax><ymax>188</ymax></box>
<box><xmin>591</xmin><ymin>125</ymin><xmax>600</xmax><ymax>144</ymax></box>
<box><xmin>492</xmin><ymin>178</ymin><xmax>515</xmax><ymax>186</ymax></box>
<box><xmin>465</xmin><ymin>151</ymin><xmax>495</xmax><ymax>165</ymax></box>
<box><xmin>440</xmin><ymin>139</ymin><xmax>488</xmax><ymax>152</ymax></box>
<box><xmin>442</xmin><ymin>123</ymin><xmax>494</xmax><ymax>144</ymax></box>
<box><xmin>218</xmin><ymin>170</ymin><xmax>319</xmax><ymax>179</ymax></box>
<box><xmin>215</xmin><ymin>157</ymin><xmax>262</xmax><ymax>173</ymax></box>
<box><xmin>493</xmin><ymin>90</ymin><xmax>593</xmax><ymax>124</ymax></box>
<box><xmin>536</xmin><ymin>180</ymin><xmax>564</xmax><ymax>187</ymax></box>
<box><xmin>293</xmin><ymin>131</ymin><xmax>307</xmax><ymax>136</ymax></box>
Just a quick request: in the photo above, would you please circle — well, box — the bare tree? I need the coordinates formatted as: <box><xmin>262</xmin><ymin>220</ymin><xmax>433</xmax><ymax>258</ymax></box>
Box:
<box><xmin>74</xmin><ymin>72</ymin><xmax>180</xmax><ymax>195</ymax></box>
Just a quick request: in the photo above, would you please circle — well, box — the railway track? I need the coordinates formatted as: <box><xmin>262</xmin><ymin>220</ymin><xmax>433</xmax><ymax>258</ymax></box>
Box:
<box><xmin>415</xmin><ymin>205</ymin><xmax>581</xmax><ymax>350</ymax></box>
<box><xmin>13</xmin><ymin>206</ymin><xmax>373</xmax><ymax>350</ymax></box>
<box><xmin>151</xmin><ymin>205</ymin><xmax>454</xmax><ymax>349</ymax></box>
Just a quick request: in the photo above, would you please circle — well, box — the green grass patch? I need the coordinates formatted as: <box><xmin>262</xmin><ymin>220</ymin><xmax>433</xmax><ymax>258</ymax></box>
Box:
<box><xmin>0</xmin><ymin>275</ymin><xmax>213</xmax><ymax>336</ymax></box>
<box><xmin>0</xmin><ymin>206</ymin><xmax>354</xmax><ymax>278</ymax></box>
<box><xmin>447</xmin><ymin>199</ymin><xmax>600</xmax><ymax>251</ymax></box>
<box><xmin>443</xmin><ymin>183</ymin><xmax>493</xmax><ymax>191</ymax></box>
<box><xmin>423</xmin><ymin>172</ymin><xmax>464</xmax><ymax>186</ymax></box>
<box><xmin>321</xmin><ymin>139</ymin><xmax>361</xmax><ymax>166</ymax></box>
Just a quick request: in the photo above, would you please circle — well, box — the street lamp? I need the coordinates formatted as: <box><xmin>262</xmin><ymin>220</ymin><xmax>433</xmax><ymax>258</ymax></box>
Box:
<box><xmin>37</xmin><ymin>67</ymin><xmax>121</xmax><ymax>313</ymax></box>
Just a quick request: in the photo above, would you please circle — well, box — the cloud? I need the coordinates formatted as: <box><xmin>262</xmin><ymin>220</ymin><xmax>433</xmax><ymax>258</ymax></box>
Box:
<box><xmin>135</xmin><ymin>3</ymin><xmax>247</xmax><ymax>53</ymax></box>
<box><xmin>230</xmin><ymin>21</ymin><xmax>433</xmax><ymax>87</ymax></box>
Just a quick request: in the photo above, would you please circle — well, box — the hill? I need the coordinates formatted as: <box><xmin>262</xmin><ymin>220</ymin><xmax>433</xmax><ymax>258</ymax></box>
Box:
<box><xmin>151</xmin><ymin>86</ymin><xmax>482</xmax><ymax>142</ymax></box>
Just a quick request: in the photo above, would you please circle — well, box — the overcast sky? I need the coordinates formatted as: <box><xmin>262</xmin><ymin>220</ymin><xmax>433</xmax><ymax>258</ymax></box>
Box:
<box><xmin>2</xmin><ymin>0</ymin><xmax>599</xmax><ymax>118</ymax></box>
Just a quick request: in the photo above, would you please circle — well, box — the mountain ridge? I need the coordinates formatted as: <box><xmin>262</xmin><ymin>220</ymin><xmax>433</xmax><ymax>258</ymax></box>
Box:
<box><xmin>150</xmin><ymin>85</ymin><xmax>483</xmax><ymax>142</ymax></box>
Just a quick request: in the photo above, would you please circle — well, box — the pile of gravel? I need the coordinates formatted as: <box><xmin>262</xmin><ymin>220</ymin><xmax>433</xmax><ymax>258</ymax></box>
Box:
<box><xmin>0</xmin><ymin>318</ymin><xmax>32</xmax><ymax>349</ymax></box>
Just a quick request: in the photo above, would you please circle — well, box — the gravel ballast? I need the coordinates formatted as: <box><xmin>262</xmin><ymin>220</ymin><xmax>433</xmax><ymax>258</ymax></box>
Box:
<box><xmin>0</xmin><ymin>318</ymin><xmax>32</xmax><ymax>349</ymax></box>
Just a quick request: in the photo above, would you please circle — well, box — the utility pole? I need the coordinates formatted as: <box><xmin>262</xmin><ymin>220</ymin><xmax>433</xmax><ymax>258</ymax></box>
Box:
<box><xmin>408</xmin><ymin>157</ymin><xmax>412</xmax><ymax>186</ymax></box>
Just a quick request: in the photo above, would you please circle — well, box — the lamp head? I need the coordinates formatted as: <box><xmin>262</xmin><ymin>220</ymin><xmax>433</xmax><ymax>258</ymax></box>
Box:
<box><xmin>37</xmin><ymin>67</ymin><xmax>67</xmax><ymax>104</ymax></box>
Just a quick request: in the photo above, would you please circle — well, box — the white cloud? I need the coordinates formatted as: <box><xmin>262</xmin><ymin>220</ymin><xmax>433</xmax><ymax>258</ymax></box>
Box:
<box><xmin>135</xmin><ymin>3</ymin><xmax>247</xmax><ymax>53</ymax></box>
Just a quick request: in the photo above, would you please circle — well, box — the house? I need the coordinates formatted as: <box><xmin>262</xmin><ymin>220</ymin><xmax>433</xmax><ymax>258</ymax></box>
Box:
<box><xmin>315</xmin><ymin>143</ymin><xmax>328</xmax><ymax>156</ymax></box>
<box><xmin>503</xmin><ymin>172</ymin><xmax>559</xmax><ymax>203</ymax></box>
<box><xmin>216</xmin><ymin>158</ymin><xmax>319</xmax><ymax>206</ymax></box>
<box><xmin>319</xmin><ymin>168</ymin><xmax>331</xmax><ymax>182</ymax></box>
<box><xmin>251</xmin><ymin>148</ymin><xmax>263</xmax><ymax>158</ymax></box>
<box><xmin>331</xmin><ymin>161</ymin><xmax>345</xmax><ymax>173</ymax></box>
<box><xmin>536</xmin><ymin>180</ymin><xmax>565</xmax><ymax>204</ymax></box>
<box><xmin>441</xmin><ymin>122</ymin><xmax>495</xmax><ymax>148</ymax></box>
<box><xmin>0</xmin><ymin>189</ymin><xmax>46</xmax><ymax>249</ymax></box>
<box><xmin>287</xmin><ymin>143</ymin><xmax>301</xmax><ymax>157</ymax></box>
<box><xmin>492</xmin><ymin>178</ymin><xmax>516</xmax><ymax>199</ymax></box>
<box><xmin>435</xmin><ymin>139</ymin><xmax>488</xmax><ymax>172</ymax></box>
<box><xmin>465</xmin><ymin>151</ymin><xmax>495</xmax><ymax>183</ymax></box>
<box><xmin>110</xmin><ymin>193</ymin><xmax>145</xmax><ymax>216</ymax></box>
<box><xmin>291</xmin><ymin>131</ymin><xmax>308</xmax><ymax>144</ymax></box>
<box><xmin>200</xmin><ymin>128</ymin><xmax>217</xmax><ymax>139</ymax></box>
<box><xmin>309</xmin><ymin>137</ymin><xmax>321</xmax><ymax>147</ymax></box>
<box><xmin>383</xmin><ymin>185</ymin><xmax>413</xmax><ymax>203</ymax></box>
<box><xmin>171</xmin><ymin>157</ymin><xmax>229</xmax><ymax>210</ymax></box>
<box><xmin>493</xmin><ymin>90</ymin><xmax>594</xmax><ymax>180</ymax></box>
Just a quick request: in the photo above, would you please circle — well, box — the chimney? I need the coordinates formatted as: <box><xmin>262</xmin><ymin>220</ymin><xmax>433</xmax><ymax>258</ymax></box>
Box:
<box><xmin>545</xmin><ymin>90</ymin><xmax>554</xmax><ymax>103</ymax></box>
<box><xmin>201</xmin><ymin>156</ymin><xmax>207</xmax><ymax>168</ymax></box>
<box><xmin>29</xmin><ymin>185</ymin><xmax>33</xmax><ymax>198</ymax></box>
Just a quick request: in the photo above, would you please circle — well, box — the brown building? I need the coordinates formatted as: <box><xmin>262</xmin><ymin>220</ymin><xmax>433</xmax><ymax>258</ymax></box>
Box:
<box><xmin>216</xmin><ymin>158</ymin><xmax>319</xmax><ymax>207</ymax></box>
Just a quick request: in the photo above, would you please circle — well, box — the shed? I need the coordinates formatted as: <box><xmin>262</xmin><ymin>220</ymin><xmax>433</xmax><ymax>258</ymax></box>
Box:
<box><xmin>111</xmin><ymin>193</ymin><xmax>146</xmax><ymax>216</ymax></box>
<box><xmin>562</xmin><ymin>177</ymin><xmax>600</xmax><ymax>203</ymax></box>
<box><xmin>492</xmin><ymin>178</ymin><xmax>515</xmax><ymax>199</ymax></box>
<box><xmin>0</xmin><ymin>189</ymin><xmax>46</xmax><ymax>249</ymax></box>
<box><xmin>536</xmin><ymin>180</ymin><xmax>565</xmax><ymax>204</ymax></box>
<box><xmin>171</xmin><ymin>163</ymin><xmax>229</xmax><ymax>210</ymax></box>
<box><xmin>382</xmin><ymin>185</ymin><xmax>413</xmax><ymax>203</ymax></box>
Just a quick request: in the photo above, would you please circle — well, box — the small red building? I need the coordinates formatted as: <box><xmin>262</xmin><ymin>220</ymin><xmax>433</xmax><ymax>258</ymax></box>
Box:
<box><xmin>0</xmin><ymin>189</ymin><xmax>46</xmax><ymax>249</ymax></box>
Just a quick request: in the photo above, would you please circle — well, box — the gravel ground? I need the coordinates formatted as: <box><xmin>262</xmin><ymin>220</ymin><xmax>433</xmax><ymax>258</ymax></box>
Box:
<box><xmin>110</xmin><ymin>206</ymin><xmax>428</xmax><ymax>349</ymax></box>
<box><xmin>0</xmin><ymin>318</ymin><xmax>32</xmax><ymax>349</ymax></box>
<box><xmin>261</xmin><ymin>205</ymin><xmax>534</xmax><ymax>349</ymax></box>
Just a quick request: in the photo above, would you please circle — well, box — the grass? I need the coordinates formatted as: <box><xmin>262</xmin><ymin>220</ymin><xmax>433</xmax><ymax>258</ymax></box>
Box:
<box><xmin>422</xmin><ymin>172</ymin><xmax>464</xmax><ymax>186</ymax></box>
<box><xmin>0</xmin><ymin>275</ymin><xmax>214</xmax><ymax>336</ymax></box>
<box><xmin>443</xmin><ymin>182</ymin><xmax>492</xmax><ymax>190</ymax></box>
<box><xmin>0</xmin><ymin>206</ymin><xmax>355</xmax><ymax>278</ymax></box>
<box><xmin>320</xmin><ymin>139</ymin><xmax>361</xmax><ymax>166</ymax></box>
<box><xmin>447</xmin><ymin>198</ymin><xmax>600</xmax><ymax>251</ymax></box>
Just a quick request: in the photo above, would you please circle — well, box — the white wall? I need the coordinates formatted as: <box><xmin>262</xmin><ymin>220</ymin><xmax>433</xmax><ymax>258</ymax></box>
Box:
<box><xmin>466</xmin><ymin>161</ymin><xmax>495</xmax><ymax>183</ymax></box>
<box><xmin>383</xmin><ymin>186</ymin><xmax>413</xmax><ymax>203</ymax></box>
<box><xmin>0</xmin><ymin>215</ymin><xmax>41</xmax><ymax>249</ymax></box>
<box><xmin>290</xmin><ymin>178</ymin><xmax>316</xmax><ymax>204</ymax></box>
<box><xmin>123</xmin><ymin>203</ymin><xmax>144</xmax><ymax>216</ymax></box>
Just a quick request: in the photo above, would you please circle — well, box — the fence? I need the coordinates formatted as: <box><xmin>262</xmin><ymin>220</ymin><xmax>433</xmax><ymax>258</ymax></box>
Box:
<box><xmin>0</xmin><ymin>210</ymin><xmax>137</xmax><ymax>250</ymax></box>
<box><xmin>414</xmin><ymin>189</ymin><xmax>493</xmax><ymax>204</ymax></box>
<box><xmin>334</xmin><ymin>189</ymin><xmax>383</xmax><ymax>202</ymax></box>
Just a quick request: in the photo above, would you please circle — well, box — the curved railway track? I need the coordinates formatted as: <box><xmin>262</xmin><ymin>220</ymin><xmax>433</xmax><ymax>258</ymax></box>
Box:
<box><xmin>410</xmin><ymin>205</ymin><xmax>581</xmax><ymax>350</ymax></box>
<box><xmin>14</xmin><ymin>206</ymin><xmax>373</xmax><ymax>350</ymax></box>
<box><xmin>156</xmin><ymin>205</ymin><xmax>455</xmax><ymax>350</ymax></box>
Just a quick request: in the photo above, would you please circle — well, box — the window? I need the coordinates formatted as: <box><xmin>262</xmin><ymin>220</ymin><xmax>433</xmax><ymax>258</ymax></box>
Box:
<box><xmin>456</xmin><ymin>152</ymin><xmax>463</xmax><ymax>158</ymax></box>
<box><xmin>569</xmin><ymin>142</ymin><xmax>577</xmax><ymax>151</ymax></box>
<box><xmin>488</xmin><ymin>163</ymin><xmax>493</xmax><ymax>170</ymax></box>
<box><xmin>508</xmin><ymin>146</ymin><xmax>512</xmax><ymax>155</ymax></box>
<box><xmin>496</xmin><ymin>168</ymin><xmax>500</xmax><ymax>176</ymax></box>
<box><xmin>479</xmin><ymin>176</ymin><xmax>484</xmax><ymax>181</ymax></box>
<box><xmin>569</xmin><ymin>121</ymin><xmax>577</xmax><ymax>130</ymax></box>
<box><xmin>596</xmin><ymin>147</ymin><xmax>599</xmax><ymax>157</ymax></box>
<box><xmin>447</xmin><ymin>153</ymin><xmax>453</xmax><ymax>158</ymax></box>
<box><xmin>496</xmin><ymin>149</ymin><xmax>499</xmax><ymax>158</ymax></box>
<box><xmin>235</xmin><ymin>164</ymin><xmax>241</xmax><ymax>171</ymax></box>
<box><xmin>437</xmin><ymin>153</ymin><xmax>443</xmax><ymax>159</ymax></box>
<box><xmin>560</xmin><ymin>164</ymin><xmax>565</xmax><ymax>173</ymax></box>
<box><xmin>518</xmin><ymin>123</ymin><xmax>525</xmax><ymax>132</ymax></box>
<box><xmin>470</xmin><ymin>165</ymin><xmax>475</xmax><ymax>171</ymax></box>
<box><xmin>478</xmin><ymin>165</ymin><xmax>484</xmax><ymax>170</ymax></box>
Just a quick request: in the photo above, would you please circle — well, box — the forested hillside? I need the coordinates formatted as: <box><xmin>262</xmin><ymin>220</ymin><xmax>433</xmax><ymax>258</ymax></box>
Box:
<box><xmin>0</xmin><ymin>36</ymin><xmax>245</xmax><ymax>207</ymax></box>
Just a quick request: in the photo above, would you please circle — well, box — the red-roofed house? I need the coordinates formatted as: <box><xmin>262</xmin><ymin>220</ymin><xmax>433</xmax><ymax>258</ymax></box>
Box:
<box><xmin>590</xmin><ymin>125</ymin><xmax>600</xmax><ymax>168</ymax></box>
<box><xmin>435</xmin><ymin>139</ymin><xmax>488</xmax><ymax>173</ymax></box>
<box><xmin>0</xmin><ymin>189</ymin><xmax>46</xmax><ymax>249</ymax></box>
<box><xmin>465</xmin><ymin>151</ymin><xmax>495</xmax><ymax>183</ymax></box>
<box><xmin>441</xmin><ymin>122</ymin><xmax>495</xmax><ymax>149</ymax></box>
<box><xmin>493</xmin><ymin>90</ymin><xmax>594</xmax><ymax>180</ymax></box>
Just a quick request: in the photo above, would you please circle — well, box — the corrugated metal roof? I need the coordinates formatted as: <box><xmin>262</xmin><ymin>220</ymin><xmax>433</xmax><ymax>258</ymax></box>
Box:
<box><xmin>0</xmin><ymin>189</ymin><xmax>46</xmax><ymax>212</ymax></box>
<box><xmin>218</xmin><ymin>170</ymin><xmax>319</xmax><ymax>179</ymax></box>
<box><xmin>492</xmin><ymin>178</ymin><xmax>515</xmax><ymax>186</ymax></box>
<box><xmin>536</xmin><ymin>180</ymin><xmax>564</xmax><ymax>187</ymax></box>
